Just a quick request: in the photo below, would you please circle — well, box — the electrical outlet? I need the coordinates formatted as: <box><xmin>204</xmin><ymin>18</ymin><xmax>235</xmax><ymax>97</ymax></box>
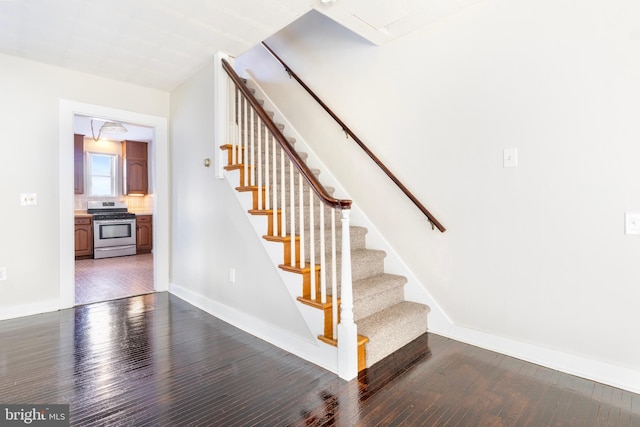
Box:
<box><xmin>0</xmin><ymin>267</ymin><xmax>6</xmax><ymax>281</ymax></box>
<box><xmin>20</xmin><ymin>193</ymin><xmax>37</xmax><ymax>206</ymax></box>
<box><xmin>229</xmin><ymin>268</ymin><xmax>236</xmax><ymax>283</ymax></box>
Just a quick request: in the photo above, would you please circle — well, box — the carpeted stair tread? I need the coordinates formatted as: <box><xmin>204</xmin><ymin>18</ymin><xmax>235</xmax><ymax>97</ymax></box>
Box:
<box><xmin>352</xmin><ymin>273</ymin><xmax>406</xmax><ymax>301</ymax></box>
<box><xmin>296</xmin><ymin>224</ymin><xmax>367</xmax><ymax>253</ymax></box>
<box><xmin>264</xmin><ymin>166</ymin><xmax>323</xmax><ymax>184</ymax></box>
<box><xmin>313</xmin><ymin>247</ymin><xmax>387</xmax><ymax>290</ymax></box>
<box><xmin>244</xmin><ymin>138</ymin><xmax>299</xmax><ymax>153</ymax></box>
<box><xmin>257</xmin><ymin>150</ymin><xmax>306</xmax><ymax>162</ymax></box>
<box><xmin>338</xmin><ymin>248</ymin><xmax>386</xmax><ymax>283</ymax></box>
<box><xmin>357</xmin><ymin>301</ymin><xmax>429</xmax><ymax>368</ymax></box>
<box><xmin>352</xmin><ymin>274</ymin><xmax>407</xmax><ymax>321</ymax></box>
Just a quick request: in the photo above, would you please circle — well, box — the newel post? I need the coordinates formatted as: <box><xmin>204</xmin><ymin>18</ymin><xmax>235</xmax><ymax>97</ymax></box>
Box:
<box><xmin>214</xmin><ymin>52</ymin><xmax>231</xmax><ymax>178</ymax></box>
<box><xmin>337</xmin><ymin>208</ymin><xmax>358</xmax><ymax>380</ymax></box>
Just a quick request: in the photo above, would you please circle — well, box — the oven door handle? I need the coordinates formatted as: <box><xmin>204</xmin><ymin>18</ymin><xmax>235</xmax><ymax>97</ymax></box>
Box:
<box><xmin>94</xmin><ymin>219</ymin><xmax>136</xmax><ymax>225</ymax></box>
<box><xmin>97</xmin><ymin>245</ymin><xmax>137</xmax><ymax>251</ymax></box>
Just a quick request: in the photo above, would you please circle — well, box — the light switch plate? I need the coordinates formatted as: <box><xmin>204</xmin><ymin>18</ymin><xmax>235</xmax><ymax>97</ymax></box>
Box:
<box><xmin>625</xmin><ymin>213</ymin><xmax>640</xmax><ymax>235</ymax></box>
<box><xmin>503</xmin><ymin>148</ymin><xmax>518</xmax><ymax>168</ymax></box>
<box><xmin>0</xmin><ymin>267</ymin><xmax>6</xmax><ymax>281</ymax></box>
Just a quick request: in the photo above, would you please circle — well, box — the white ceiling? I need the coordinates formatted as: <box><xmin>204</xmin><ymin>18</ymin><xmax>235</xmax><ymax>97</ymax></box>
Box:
<box><xmin>0</xmin><ymin>0</ymin><xmax>313</xmax><ymax>91</ymax></box>
<box><xmin>0</xmin><ymin>0</ymin><xmax>484</xmax><ymax>92</ymax></box>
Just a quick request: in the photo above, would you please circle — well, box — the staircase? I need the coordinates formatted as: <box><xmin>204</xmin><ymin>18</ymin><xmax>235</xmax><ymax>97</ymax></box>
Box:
<box><xmin>220</xmin><ymin>61</ymin><xmax>430</xmax><ymax>374</ymax></box>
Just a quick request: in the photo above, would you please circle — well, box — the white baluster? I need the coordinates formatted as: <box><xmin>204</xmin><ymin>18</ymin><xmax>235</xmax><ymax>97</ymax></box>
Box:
<box><xmin>231</xmin><ymin>87</ymin><xmax>237</xmax><ymax>165</ymax></box>
<box><xmin>289</xmin><ymin>160</ymin><xmax>295</xmax><ymax>267</ymax></box>
<box><xmin>243</xmin><ymin>97</ymin><xmax>248</xmax><ymax>186</ymax></box>
<box><xmin>280</xmin><ymin>145</ymin><xmax>286</xmax><ymax>238</ymax></box>
<box><xmin>257</xmin><ymin>118</ymin><xmax>263</xmax><ymax>209</ymax></box>
<box><xmin>264</xmin><ymin>127</ymin><xmax>270</xmax><ymax>211</ymax></box>
<box><xmin>320</xmin><ymin>202</ymin><xmax>326</xmax><ymax>304</ymax></box>
<box><xmin>226</xmin><ymin>78</ymin><xmax>231</xmax><ymax>165</ymax></box>
<box><xmin>309</xmin><ymin>187</ymin><xmax>315</xmax><ymax>300</ymax></box>
<box><xmin>272</xmin><ymin>135</ymin><xmax>277</xmax><ymax>235</ymax></box>
<box><xmin>337</xmin><ymin>208</ymin><xmax>357</xmax><ymax>380</ymax></box>
<box><xmin>331</xmin><ymin>209</ymin><xmax>337</xmax><ymax>339</ymax></box>
<box><xmin>298</xmin><ymin>173</ymin><xmax>305</xmax><ymax>269</ymax></box>
<box><xmin>250</xmin><ymin>108</ymin><xmax>255</xmax><ymax>187</ymax></box>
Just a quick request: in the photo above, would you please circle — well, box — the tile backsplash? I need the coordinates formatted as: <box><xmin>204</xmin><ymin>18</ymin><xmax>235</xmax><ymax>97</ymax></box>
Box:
<box><xmin>75</xmin><ymin>194</ymin><xmax>153</xmax><ymax>213</ymax></box>
<box><xmin>125</xmin><ymin>195</ymin><xmax>154</xmax><ymax>213</ymax></box>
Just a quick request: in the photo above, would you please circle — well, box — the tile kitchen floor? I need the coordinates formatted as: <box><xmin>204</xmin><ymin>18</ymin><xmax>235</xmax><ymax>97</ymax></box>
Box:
<box><xmin>75</xmin><ymin>253</ymin><xmax>154</xmax><ymax>305</ymax></box>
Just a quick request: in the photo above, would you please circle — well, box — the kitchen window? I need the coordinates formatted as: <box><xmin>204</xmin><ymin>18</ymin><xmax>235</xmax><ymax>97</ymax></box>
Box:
<box><xmin>88</xmin><ymin>153</ymin><xmax>117</xmax><ymax>197</ymax></box>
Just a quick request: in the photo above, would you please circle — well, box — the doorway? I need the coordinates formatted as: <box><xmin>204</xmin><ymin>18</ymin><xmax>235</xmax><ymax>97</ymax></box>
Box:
<box><xmin>59</xmin><ymin>100</ymin><xmax>170</xmax><ymax>310</ymax></box>
<box><xmin>73</xmin><ymin>115</ymin><xmax>156</xmax><ymax>305</ymax></box>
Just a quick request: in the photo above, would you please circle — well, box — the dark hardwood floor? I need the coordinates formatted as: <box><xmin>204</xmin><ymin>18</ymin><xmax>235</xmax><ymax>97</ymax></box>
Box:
<box><xmin>75</xmin><ymin>253</ymin><xmax>154</xmax><ymax>305</ymax></box>
<box><xmin>0</xmin><ymin>292</ymin><xmax>638</xmax><ymax>426</ymax></box>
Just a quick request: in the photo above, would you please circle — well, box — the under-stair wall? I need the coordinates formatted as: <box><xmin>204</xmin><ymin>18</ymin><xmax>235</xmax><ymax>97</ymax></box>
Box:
<box><xmin>169</xmin><ymin>61</ymin><xmax>332</xmax><ymax>371</ymax></box>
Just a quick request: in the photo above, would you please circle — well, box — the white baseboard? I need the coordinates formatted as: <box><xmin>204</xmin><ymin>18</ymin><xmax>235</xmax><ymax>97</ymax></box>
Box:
<box><xmin>169</xmin><ymin>282</ymin><xmax>338</xmax><ymax>374</ymax></box>
<box><xmin>0</xmin><ymin>299</ymin><xmax>61</xmax><ymax>321</ymax></box>
<box><xmin>169</xmin><ymin>281</ymin><xmax>640</xmax><ymax>394</ymax></box>
<box><xmin>432</xmin><ymin>323</ymin><xmax>640</xmax><ymax>395</ymax></box>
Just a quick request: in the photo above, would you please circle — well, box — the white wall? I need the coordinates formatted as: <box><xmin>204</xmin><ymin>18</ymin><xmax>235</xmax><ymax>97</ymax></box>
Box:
<box><xmin>168</xmin><ymin>61</ymin><xmax>314</xmax><ymax>341</ymax></box>
<box><xmin>236</xmin><ymin>0</ymin><xmax>640</xmax><ymax>388</ymax></box>
<box><xmin>0</xmin><ymin>53</ymin><xmax>169</xmax><ymax>319</ymax></box>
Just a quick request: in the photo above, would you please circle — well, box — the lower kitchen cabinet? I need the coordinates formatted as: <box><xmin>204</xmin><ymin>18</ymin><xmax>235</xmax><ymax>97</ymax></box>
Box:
<box><xmin>74</xmin><ymin>217</ymin><xmax>93</xmax><ymax>259</ymax></box>
<box><xmin>136</xmin><ymin>215</ymin><xmax>153</xmax><ymax>254</ymax></box>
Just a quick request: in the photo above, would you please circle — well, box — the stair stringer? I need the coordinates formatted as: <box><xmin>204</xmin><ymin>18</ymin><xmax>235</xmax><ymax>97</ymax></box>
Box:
<box><xmin>222</xmin><ymin>167</ymin><xmax>339</xmax><ymax>374</ymax></box>
<box><xmin>242</xmin><ymin>69</ymin><xmax>453</xmax><ymax>333</ymax></box>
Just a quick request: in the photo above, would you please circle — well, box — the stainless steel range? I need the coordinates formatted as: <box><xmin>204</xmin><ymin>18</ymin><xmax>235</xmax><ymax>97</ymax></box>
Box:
<box><xmin>87</xmin><ymin>201</ymin><xmax>136</xmax><ymax>259</ymax></box>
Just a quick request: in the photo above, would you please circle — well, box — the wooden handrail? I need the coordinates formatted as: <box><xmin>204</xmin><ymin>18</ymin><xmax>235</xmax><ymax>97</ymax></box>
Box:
<box><xmin>261</xmin><ymin>42</ymin><xmax>445</xmax><ymax>232</ymax></box>
<box><xmin>221</xmin><ymin>58</ymin><xmax>351</xmax><ymax>211</ymax></box>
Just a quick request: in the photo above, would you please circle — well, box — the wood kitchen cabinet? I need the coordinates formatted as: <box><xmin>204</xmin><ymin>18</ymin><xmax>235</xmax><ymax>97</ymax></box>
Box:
<box><xmin>122</xmin><ymin>140</ymin><xmax>148</xmax><ymax>195</ymax></box>
<box><xmin>136</xmin><ymin>215</ymin><xmax>153</xmax><ymax>254</ymax></box>
<box><xmin>74</xmin><ymin>134</ymin><xmax>84</xmax><ymax>194</ymax></box>
<box><xmin>74</xmin><ymin>216</ymin><xmax>93</xmax><ymax>259</ymax></box>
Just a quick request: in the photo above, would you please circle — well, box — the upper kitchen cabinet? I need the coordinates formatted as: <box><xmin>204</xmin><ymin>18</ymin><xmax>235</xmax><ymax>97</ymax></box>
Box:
<box><xmin>74</xmin><ymin>134</ymin><xmax>84</xmax><ymax>194</ymax></box>
<box><xmin>122</xmin><ymin>140</ymin><xmax>148</xmax><ymax>195</ymax></box>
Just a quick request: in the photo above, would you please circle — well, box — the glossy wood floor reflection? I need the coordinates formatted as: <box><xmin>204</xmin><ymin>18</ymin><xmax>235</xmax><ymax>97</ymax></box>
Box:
<box><xmin>75</xmin><ymin>253</ymin><xmax>154</xmax><ymax>305</ymax></box>
<box><xmin>1</xmin><ymin>293</ymin><xmax>638</xmax><ymax>426</ymax></box>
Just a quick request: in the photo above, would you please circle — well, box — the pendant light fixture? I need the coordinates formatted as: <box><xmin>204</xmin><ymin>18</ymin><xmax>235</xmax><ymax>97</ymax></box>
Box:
<box><xmin>91</xmin><ymin>119</ymin><xmax>128</xmax><ymax>142</ymax></box>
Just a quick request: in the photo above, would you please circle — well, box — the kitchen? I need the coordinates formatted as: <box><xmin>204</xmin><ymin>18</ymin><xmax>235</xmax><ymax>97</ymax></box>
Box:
<box><xmin>73</xmin><ymin>115</ymin><xmax>155</xmax><ymax>305</ymax></box>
